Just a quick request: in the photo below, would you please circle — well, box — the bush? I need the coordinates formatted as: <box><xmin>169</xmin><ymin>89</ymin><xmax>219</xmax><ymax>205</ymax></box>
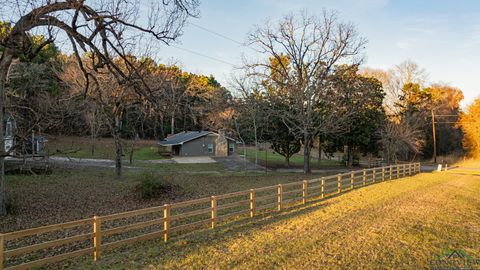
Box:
<box><xmin>6</xmin><ymin>196</ymin><xmax>18</xmax><ymax>215</ymax></box>
<box><xmin>139</xmin><ymin>171</ymin><xmax>174</xmax><ymax>199</ymax></box>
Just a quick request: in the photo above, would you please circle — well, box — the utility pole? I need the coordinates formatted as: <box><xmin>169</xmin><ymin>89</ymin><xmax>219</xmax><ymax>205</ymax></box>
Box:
<box><xmin>431</xmin><ymin>110</ymin><xmax>437</xmax><ymax>163</ymax></box>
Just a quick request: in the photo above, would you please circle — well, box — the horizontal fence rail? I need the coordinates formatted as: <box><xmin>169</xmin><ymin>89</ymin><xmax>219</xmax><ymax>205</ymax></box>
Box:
<box><xmin>0</xmin><ymin>163</ymin><xmax>421</xmax><ymax>269</ymax></box>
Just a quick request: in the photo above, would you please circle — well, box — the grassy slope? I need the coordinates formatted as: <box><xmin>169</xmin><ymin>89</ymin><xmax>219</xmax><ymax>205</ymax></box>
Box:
<box><xmin>70</xmin><ymin>170</ymin><xmax>480</xmax><ymax>269</ymax></box>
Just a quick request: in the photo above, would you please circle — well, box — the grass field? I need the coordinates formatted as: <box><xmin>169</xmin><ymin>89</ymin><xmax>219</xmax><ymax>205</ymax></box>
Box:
<box><xmin>46</xmin><ymin>136</ymin><xmax>344</xmax><ymax>170</ymax></box>
<box><xmin>46</xmin><ymin>136</ymin><xmax>164</xmax><ymax>160</ymax></box>
<box><xmin>243</xmin><ymin>148</ymin><xmax>342</xmax><ymax>168</ymax></box>
<box><xmin>135</xmin><ymin>162</ymin><xmax>226</xmax><ymax>173</ymax></box>
<box><xmin>60</xmin><ymin>168</ymin><xmax>480</xmax><ymax>269</ymax></box>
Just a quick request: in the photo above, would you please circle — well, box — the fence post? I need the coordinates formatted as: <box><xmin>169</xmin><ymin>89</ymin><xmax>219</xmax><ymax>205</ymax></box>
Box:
<box><xmin>445</xmin><ymin>164</ymin><xmax>448</xmax><ymax>171</ymax></box>
<box><xmin>389</xmin><ymin>166</ymin><xmax>392</xmax><ymax>180</ymax></box>
<box><xmin>302</xmin><ymin>180</ymin><xmax>308</xmax><ymax>204</ymax></box>
<box><xmin>403</xmin><ymin>164</ymin><xmax>406</xmax><ymax>177</ymax></box>
<box><xmin>337</xmin><ymin>174</ymin><xmax>342</xmax><ymax>193</ymax></box>
<box><xmin>93</xmin><ymin>216</ymin><xmax>101</xmax><ymax>262</ymax></box>
<box><xmin>0</xmin><ymin>234</ymin><xmax>4</xmax><ymax>270</ymax></box>
<box><xmin>163</xmin><ymin>204</ymin><xmax>170</xmax><ymax>242</ymax></box>
<box><xmin>363</xmin><ymin>169</ymin><xmax>366</xmax><ymax>186</ymax></box>
<box><xmin>397</xmin><ymin>165</ymin><xmax>400</xmax><ymax>178</ymax></box>
<box><xmin>382</xmin><ymin>167</ymin><xmax>385</xmax><ymax>181</ymax></box>
<box><xmin>351</xmin><ymin>171</ymin><xmax>354</xmax><ymax>189</ymax></box>
<box><xmin>277</xmin><ymin>184</ymin><xmax>283</xmax><ymax>211</ymax></box>
<box><xmin>321</xmin><ymin>177</ymin><xmax>325</xmax><ymax>198</ymax></box>
<box><xmin>211</xmin><ymin>196</ymin><xmax>217</xmax><ymax>229</ymax></box>
<box><xmin>372</xmin><ymin>168</ymin><xmax>376</xmax><ymax>183</ymax></box>
<box><xmin>249</xmin><ymin>189</ymin><xmax>255</xmax><ymax>218</ymax></box>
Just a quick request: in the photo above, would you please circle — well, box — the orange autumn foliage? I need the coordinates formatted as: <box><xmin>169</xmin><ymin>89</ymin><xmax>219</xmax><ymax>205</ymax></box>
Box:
<box><xmin>458</xmin><ymin>98</ymin><xmax>480</xmax><ymax>158</ymax></box>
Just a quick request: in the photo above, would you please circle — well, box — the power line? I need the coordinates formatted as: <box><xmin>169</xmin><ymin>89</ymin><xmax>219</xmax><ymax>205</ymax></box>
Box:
<box><xmin>188</xmin><ymin>22</ymin><xmax>244</xmax><ymax>46</ymax></box>
<box><xmin>169</xmin><ymin>44</ymin><xmax>238</xmax><ymax>67</ymax></box>
<box><xmin>168</xmin><ymin>22</ymin><xmax>260</xmax><ymax>68</ymax></box>
<box><xmin>187</xmin><ymin>22</ymin><xmax>258</xmax><ymax>52</ymax></box>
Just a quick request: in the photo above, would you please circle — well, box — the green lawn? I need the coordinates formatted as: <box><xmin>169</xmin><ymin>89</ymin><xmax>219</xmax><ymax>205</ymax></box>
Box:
<box><xmin>62</xmin><ymin>169</ymin><xmax>480</xmax><ymax>269</ymax></box>
<box><xmin>135</xmin><ymin>162</ymin><xmax>226</xmax><ymax>173</ymax></box>
<box><xmin>243</xmin><ymin>148</ymin><xmax>342</xmax><ymax>168</ymax></box>
<box><xmin>46</xmin><ymin>136</ymin><xmax>165</xmax><ymax>160</ymax></box>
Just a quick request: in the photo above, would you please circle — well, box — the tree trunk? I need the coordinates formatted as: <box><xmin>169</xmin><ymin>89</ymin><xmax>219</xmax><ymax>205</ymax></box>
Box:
<box><xmin>160</xmin><ymin>114</ymin><xmax>165</xmax><ymax>139</ymax></box>
<box><xmin>253</xmin><ymin>117</ymin><xmax>258</xmax><ymax>166</ymax></box>
<box><xmin>303</xmin><ymin>133</ymin><xmax>311</xmax><ymax>174</ymax></box>
<box><xmin>171</xmin><ymin>112</ymin><xmax>175</xmax><ymax>135</ymax></box>
<box><xmin>347</xmin><ymin>145</ymin><xmax>353</xmax><ymax>168</ymax></box>
<box><xmin>386</xmin><ymin>145</ymin><xmax>391</xmax><ymax>166</ymax></box>
<box><xmin>113</xmin><ymin>115</ymin><xmax>122</xmax><ymax>179</ymax></box>
<box><xmin>318</xmin><ymin>136</ymin><xmax>322</xmax><ymax>165</ymax></box>
<box><xmin>153</xmin><ymin>116</ymin><xmax>158</xmax><ymax>140</ymax></box>
<box><xmin>129</xmin><ymin>133</ymin><xmax>137</xmax><ymax>165</ymax></box>
<box><xmin>285</xmin><ymin>156</ymin><xmax>290</xmax><ymax>168</ymax></box>
<box><xmin>90</xmin><ymin>120</ymin><xmax>96</xmax><ymax>156</ymax></box>
<box><xmin>0</xmin><ymin>51</ymin><xmax>13</xmax><ymax>216</ymax></box>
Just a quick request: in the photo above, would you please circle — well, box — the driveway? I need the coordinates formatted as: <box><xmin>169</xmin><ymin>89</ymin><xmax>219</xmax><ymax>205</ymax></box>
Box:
<box><xmin>213</xmin><ymin>155</ymin><xmax>266</xmax><ymax>171</ymax></box>
<box><xmin>172</xmin><ymin>156</ymin><xmax>216</xmax><ymax>164</ymax></box>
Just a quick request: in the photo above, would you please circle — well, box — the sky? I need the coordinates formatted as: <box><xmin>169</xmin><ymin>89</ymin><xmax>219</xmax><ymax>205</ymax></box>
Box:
<box><xmin>156</xmin><ymin>0</ymin><xmax>480</xmax><ymax>107</ymax></box>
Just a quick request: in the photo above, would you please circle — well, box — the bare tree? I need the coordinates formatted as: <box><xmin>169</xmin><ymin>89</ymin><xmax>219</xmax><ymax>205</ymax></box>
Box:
<box><xmin>160</xmin><ymin>68</ymin><xmax>187</xmax><ymax>135</ymax></box>
<box><xmin>244</xmin><ymin>10</ymin><xmax>366</xmax><ymax>173</ymax></box>
<box><xmin>362</xmin><ymin>61</ymin><xmax>429</xmax><ymax>162</ymax></box>
<box><xmin>0</xmin><ymin>0</ymin><xmax>199</xmax><ymax>215</ymax></box>
<box><xmin>231</xmin><ymin>74</ymin><xmax>267</xmax><ymax>166</ymax></box>
<box><xmin>84</xmin><ymin>102</ymin><xmax>105</xmax><ymax>156</ymax></box>
<box><xmin>379</xmin><ymin>119</ymin><xmax>425</xmax><ymax>164</ymax></box>
<box><xmin>362</xmin><ymin>61</ymin><xmax>427</xmax><ymax>116</ymax></box>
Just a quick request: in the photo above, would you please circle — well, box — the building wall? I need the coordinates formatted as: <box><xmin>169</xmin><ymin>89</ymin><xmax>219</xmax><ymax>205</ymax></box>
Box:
<box><xmin>179</xmin><ymin>134</ymin><xmax>217</xmax><ymax>156</ymax></box>
<box><xmin>178</xmin><ymin>134</ymin><xmax>236</xmax><ymax>157</ymax></box>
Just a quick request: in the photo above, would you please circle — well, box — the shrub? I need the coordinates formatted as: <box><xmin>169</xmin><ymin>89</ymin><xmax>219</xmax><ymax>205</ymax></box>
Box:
<box><xmin>6</xmin><ymin>196</ymin><xmax>18</xmax><ymax>215</ymax></box>
<box><xmin>139</xmin><ymin>171</ymin><xmax>174</xmax><ymax>199</ymax></box>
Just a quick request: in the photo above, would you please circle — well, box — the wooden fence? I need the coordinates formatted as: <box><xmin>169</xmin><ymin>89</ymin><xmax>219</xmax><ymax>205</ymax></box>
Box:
<box><xmin>0</xmin><ymin>163</ymin><xmax>421</xmax><ymax>270</ymax></box>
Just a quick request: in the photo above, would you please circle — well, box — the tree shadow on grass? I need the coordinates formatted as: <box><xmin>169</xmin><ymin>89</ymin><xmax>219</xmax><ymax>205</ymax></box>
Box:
<box><xmin>46</xmin><ymin>182</ymin><xmax>391</xmax><ymax>269</ymax></box>
<box><xmin>59</xmin><ymin>190</ymin><xmax>366</xmax><ymax>270</ymax></box>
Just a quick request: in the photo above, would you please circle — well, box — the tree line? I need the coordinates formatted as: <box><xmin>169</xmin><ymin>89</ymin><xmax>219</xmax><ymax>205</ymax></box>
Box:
<box><xmin>233</xmin><ymin>12</ymin><xmax>464</xmax><ymax>173</ymax></box>
<box><xmin>0</xmin><ymin>2</ymin><xmax>467</xmax><ymax>216</ymax></box>
<box><xmin>2</xmin><ymin>10</ymin><xmax>465</xmax><ymax>175</ymax></box>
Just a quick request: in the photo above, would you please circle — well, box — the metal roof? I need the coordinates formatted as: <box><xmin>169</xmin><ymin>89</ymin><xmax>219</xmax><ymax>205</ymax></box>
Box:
<box><xmin>158</xmin><ymin>131</ymin><xmax>214</xmax><ymax>146</ymax></box>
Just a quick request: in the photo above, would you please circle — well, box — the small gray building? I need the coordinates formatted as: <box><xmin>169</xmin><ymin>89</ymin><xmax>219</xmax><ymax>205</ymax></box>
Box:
<box><xmin>159</xmin><ymin>130</ymin><xmax>235</xmax><ymax>157</ymax></box>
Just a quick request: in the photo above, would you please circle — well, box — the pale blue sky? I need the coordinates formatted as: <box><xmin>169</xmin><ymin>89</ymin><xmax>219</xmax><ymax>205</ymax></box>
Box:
<box><xmin>157</xmin><ymin>0</ymin><xmax>480</xmax><ymax>107</ymax></box>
